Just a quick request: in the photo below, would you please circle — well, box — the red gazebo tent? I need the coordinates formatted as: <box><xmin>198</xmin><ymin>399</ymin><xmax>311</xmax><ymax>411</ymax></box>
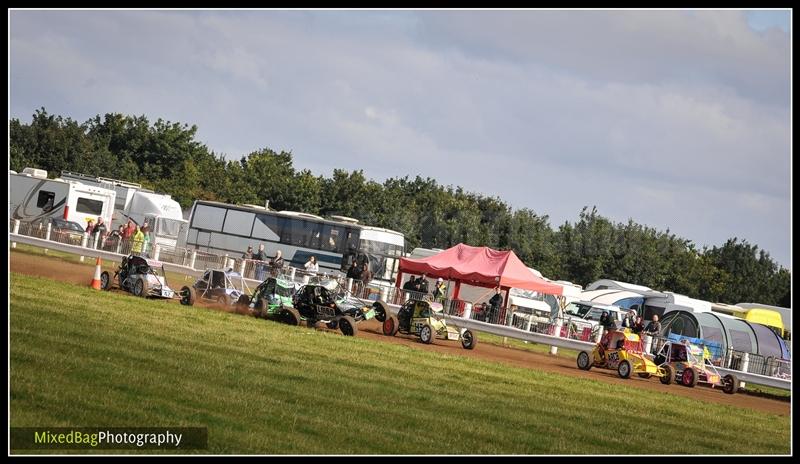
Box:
<box><xmin>396</xmin><ymin>244</ymin><xmax>563</xmax><ymax>309</ymax></box>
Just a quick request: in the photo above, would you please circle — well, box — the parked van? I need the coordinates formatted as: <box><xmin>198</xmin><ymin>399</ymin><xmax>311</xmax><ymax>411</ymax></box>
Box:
<box><xmin>10</xmin><ymin>168</ymin><xmax>116</xmax><ymax>228</ymax></box>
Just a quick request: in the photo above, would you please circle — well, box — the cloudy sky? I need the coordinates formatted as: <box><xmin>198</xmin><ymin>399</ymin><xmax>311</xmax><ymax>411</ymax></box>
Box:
<box><xmin>9</xmin><ymin>9</ymin><xmax>792</xmax><ymax>268</ymax></box>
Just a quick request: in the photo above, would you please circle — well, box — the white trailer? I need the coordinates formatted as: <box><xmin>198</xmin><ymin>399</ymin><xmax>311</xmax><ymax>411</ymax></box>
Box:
<box><xmin>9</xmin><ymin>168</ymin><xmax>116</xmax><ymax>227</ymax></box>
<box><xmin>59</xmin><ymin>171</ymin><xmax>188</xmax><ymax>249</ymax></box>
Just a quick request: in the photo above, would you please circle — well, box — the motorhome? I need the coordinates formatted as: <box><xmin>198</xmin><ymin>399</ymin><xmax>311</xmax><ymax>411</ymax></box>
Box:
<box><xmin>10</xmin><ymin>168</ymin><xmax>116</xmax><ymax>228</ymax></box>
<box><xmin>59</xmin><ymin>171</ymin><xmax>188</xmax><ymax>249</ymax></box>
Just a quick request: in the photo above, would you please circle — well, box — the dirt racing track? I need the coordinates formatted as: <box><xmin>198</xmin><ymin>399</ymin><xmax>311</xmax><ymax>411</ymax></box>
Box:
<box><xmin>11</xmin><ymin>251</ymin><xmax>790</xmax><ymax>417</ymax></box>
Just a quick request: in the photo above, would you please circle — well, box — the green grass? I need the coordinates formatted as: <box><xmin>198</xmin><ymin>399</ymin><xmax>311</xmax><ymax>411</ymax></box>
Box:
<box><xmin>10</xmin><ymin>273</ymin><xmax>790</xmax><ymax>454</ymax></box>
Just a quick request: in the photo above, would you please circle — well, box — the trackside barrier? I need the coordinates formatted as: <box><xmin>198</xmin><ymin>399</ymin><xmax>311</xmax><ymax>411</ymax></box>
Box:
<box><xmin>11</xmin><ymin>231</ymin><xmax>792</xmax><ymax>391</ymax></box>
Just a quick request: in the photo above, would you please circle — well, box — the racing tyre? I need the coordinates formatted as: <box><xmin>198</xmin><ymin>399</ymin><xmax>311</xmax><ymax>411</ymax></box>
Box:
<box><xmin>419</xmin><ymin>324</ymin><xmax>434</xmax><ymax>344</ymax></box>
<box><xmin>133</xmin><ymin>277</ymin><xmax>148</xmax><ymax>297</ymax></box>
<box><xmin>660</xmin><ymin>365</ymin><xmax>675</xmax><ymax>385</ymax></box>
<box><xmin>383</xmin><ymin>315</ymin><xmax>399</xmax><ymax>336</ymax></box>
<box><xmin>100</xmin><ymin>271</ymin><xmax>111</xmax><ymax>291</ymax></box>
<box><xmin>461</xmin><ymin>329</ymin><xmax>477</xmax><ymax>350</ymax></box>
<box><xmin>722</xmin><ymin>374</ymin><xmax>738</xmax><ymax>395</ymax></box>
<box><xmin>577</xmin><ymin>351</ymin><xmax>592</xmax><ymax>371</ymax></box>
<box><xmin>236</xmin><ymin>294</ymin><xmax>251</xmax><ymax>311</ymax></box>
<box><xmin>281</xmin><ymin>307</ymin><xmax>301</xmax><ymax>326</ymax></box>
<box><xmin>339</xmin><ymin>316</ymin><xmax>358</xmax><ymax>337</ymax></box>
<box><xmin>373</xmin><ymin>302</ymin><xmax>387</xmax><ymax>323</ymax></box>
<box><xmin>681</xmin><ymin>367</ymin><xmax>698</xmax><ymax>387</ymax></box>
<box><xmin>327</xmin><ymin>321</ymin><xmax>339</xmax><ymax>330</ymax></box>
<box><xmin>180</xmin><ymin>286</ymin><xmax>196</xmax><ymax>306</ymax></box>
<box><xmin>618</xmin><ymin>360</ymin><xmax>632</xmax><ymax>379</ymax></box>
<box><xmin>255</xmin><ymin>299</ymin><xmax>268</xmax><ymax>318</ymax></box>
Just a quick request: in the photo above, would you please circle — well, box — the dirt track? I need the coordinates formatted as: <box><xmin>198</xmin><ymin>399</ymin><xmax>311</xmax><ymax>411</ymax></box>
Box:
<box><xmin>10</xmin><ymin>251</ymin><xmax>790</xmax><ymax>416</ymax></box>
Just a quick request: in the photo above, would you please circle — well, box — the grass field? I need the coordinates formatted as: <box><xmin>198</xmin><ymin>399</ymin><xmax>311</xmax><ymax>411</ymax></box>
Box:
<box><xmin>10</xmin><ymin>273</ymin><xmax>790</xmax><ymax>454</ymax></box>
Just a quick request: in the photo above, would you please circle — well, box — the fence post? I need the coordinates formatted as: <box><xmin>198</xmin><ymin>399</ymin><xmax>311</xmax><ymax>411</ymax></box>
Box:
<box><xmin>347</xmin><ymin>278</ymin><xmax>353</xmax><ymax>294</ymax></box>
<box><xmin>116</xmin><ymin>238</ymin><xmax>122</xmax><ymax>254</ymax></box>
<box><xmin>459</xmin><ymin>302</ymin><xmax>473</xmax><ymax>337</ymax></box>
<box><xmin>239</xmin><ymin>259</ymin><xmax>247</xmax><ymax>276</ymax></box>
<box><xmin>725</xmin><ymin>347</ymin><xmax>733</xmax><ymax>369</ymax></box>
<box><xmin>189</xmin><ymin>250</ymin><xmax>197</xmax><ymax>269</ymax></box>
<box><xmin>43</xmin><ymin>222</ymin><xmax>52</xmax><ymax>254</ymax></box>
<box><xmin>290</xmin><ymin>267</ymin><xmax>296</xmax><ymax>282</ymax></box>
<box><xmin>153</xmin><ymin>244</ymin><xmax>161</xmax><ymax>262</ymax></box>
<box><xmin>79</xmin><ymin>233</ymin><xmax>88</xmax><ymax>262</ymax></box>
<box><xmin>740</xmin><ymin>353</ymin><xmax>749</xmax><ymax>389</ymax></box>
<box><xmin>11</xmin><ymin>219</ymin><xmax>20</xmax><ymax>248</ymax></box>
<box><xmin>643</xmin><ymin>333</ymin><xmax>653</xmax><ymax>352</ymax></box>
<box><xmin>380</xmin><ymin>285</ymin><xmax>389</xmax><ymax>302</ymax></box>
<box><xmin>550</xmin><ymin>317</ymin><xmax>563</xmax><ymax>355</ymax></box>
<box><xmin>93</xmin><ymin>232</ymin><xmax>100</xmax><ymax>250</ymax></box>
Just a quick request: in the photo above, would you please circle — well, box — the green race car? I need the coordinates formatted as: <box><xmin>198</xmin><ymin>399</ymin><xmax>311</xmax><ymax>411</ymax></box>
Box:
<box><xmin>237</xmin><ymin>277</ymin><xmax>302</xmax><ymax>325</ymax></box>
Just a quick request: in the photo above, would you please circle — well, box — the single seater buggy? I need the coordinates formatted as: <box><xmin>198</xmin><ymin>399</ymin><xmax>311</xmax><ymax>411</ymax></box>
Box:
<box><xmin>179</xmin><ymin>268</ymin><xmax>249</xmax><ymax>307</ymax></box>
<box><xmin>100</xmin><ymin>254</ymin><xmax>186</xmax><ymax>300</ymax></box>
<box><xmin>292</xmin><ymin>282</ymin><xmax>376</xmax><ymax>336</ymax></box>
<box><xmin>653</xmin><ymin>340</ymin><xmax>738</xmax><ymax>394</ymax></box>
<box><xmin>236</xmin><ymin>276</ymin><xmax>302</xmax><ymax>325</ymax></box>
<box><xmin>376</xmin><ymin>299</ymin><xmax>477</xmax><ymax>349</ymax></box>
<box><xmin>576</xmin><ymin>329</ymin><xmax>669</xmax><ymax>381</ymax></box>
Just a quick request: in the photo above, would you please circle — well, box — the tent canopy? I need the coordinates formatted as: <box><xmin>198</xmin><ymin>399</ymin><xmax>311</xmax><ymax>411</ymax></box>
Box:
<box><xmin>398</xmin><ymin>243</ymin><xmax>563</xmax><ymax>296</ymax></box>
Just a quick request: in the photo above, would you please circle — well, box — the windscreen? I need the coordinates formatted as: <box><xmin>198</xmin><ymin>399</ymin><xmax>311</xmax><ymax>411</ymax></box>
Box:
<box><xmin>157</xmin><ymin>217</ymin><xmax>186</xmax><ymax>238</ymax></box>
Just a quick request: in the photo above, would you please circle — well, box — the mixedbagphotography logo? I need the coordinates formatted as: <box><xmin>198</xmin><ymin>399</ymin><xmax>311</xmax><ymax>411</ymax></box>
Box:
<box><xmin>10</xmin><ymin>427</ymin><xmax>208</xmax><ymax>450</ymax></box>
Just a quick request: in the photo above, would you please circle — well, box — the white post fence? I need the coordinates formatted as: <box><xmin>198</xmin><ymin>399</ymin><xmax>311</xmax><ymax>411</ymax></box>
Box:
<box><xmin>153</xmin><ymin>244</ymin><xmax>161</xmax><ymax>262</ymax></box>
<box><xmin>44</xmin><ymin>222</ymin><xmax>52</xmax><ymax>254</ymax></box>
<box><xmin>79</xmin><ymin>233</ymin><xmax>88</xmax><ymax>262</ymax></box>
<box><xmin>12</xmin><ymin>219</ymin><xmax>20</xmax><ymax>248</ymax></box>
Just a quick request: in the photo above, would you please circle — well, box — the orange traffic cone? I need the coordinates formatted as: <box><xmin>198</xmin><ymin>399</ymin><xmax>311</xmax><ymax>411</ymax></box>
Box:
<box><xmin>91</xmin><ymin>256</ymin><xmax>103</xmax><ymax>290</ymax></box>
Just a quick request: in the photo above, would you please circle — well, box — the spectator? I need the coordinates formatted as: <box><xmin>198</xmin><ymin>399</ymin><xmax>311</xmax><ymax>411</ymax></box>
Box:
<box><xmin>254</xmin><ymin>244</ymin><xmax>267</xmax><ymax>281</ymax></box>
<box><xmin>360</xmin><ymin>261</ymin><xmax>372</xmax><ymax>286</ymax></box>
<box><xmin>304</xmin><ymin>255</ymin><xmax>319</xmax><ymax>275</ymax></box>
<box><xmin>644</xmin><ymin>315</ymin><xmax>662</xmax><ymax>335</ymax></box>
<box><xmin>94</xmin><ymin>216</ymin><xmax>108</xmax><ymax>245</ymax></box>
<box><xmin>347</xmin><ymin>261</ymin><xmax>361</xmax><ymax>280</ymax></box>
<box><xmin>621</xmin><ymin>310</ymin><xmax>636</xmax><ymax>329</ymax></box>
<box><xmin>85</xmin><ymin>218</ymin><xmax>95</xmax><ymax>236</ymax></box>
<box><xmin>599</xmin><ymin>311</ymin><xmax>617</xmax><ymax>332</ymax></box>
<box><xmin>124</xmin><ymin>220</ymin><xmax>135</xmax><ymax>239</ymax></box>
<box><xmin>141</xmin><ymin>224</ymin><xmax>152</xmax><ymax>257</ymax></box>
<box><xmin>488</xmin><ymin>287</ymin><xmax>503</xmax><ymax>323</ymax></box>
<box><xmin>433</xmin><ymin>277</ymin><xmax>447</xmax><ymax>303</ymax></box>
<box><xmin>242</xmin><ymin>245</ymin><xmax>254</xmax><ymax>260</ymax></box>
<box><xmin>403</xmin><ymin>275</ymin><xmax>416</xmax><ymax>291</ymax></box>
<box><xmin>131</xmin><ymin>225</ymin><xmax>145</xmax><ymax>256</ymax></box>
<box><xmin>632</xmin><ymin>316</ymin><xmax>645</xmax><ymax>335</ymax></box>
<box><xmin>269</xmin><ymin>249</ymin><xmax>284</xmax><ymax>275</ymax></box>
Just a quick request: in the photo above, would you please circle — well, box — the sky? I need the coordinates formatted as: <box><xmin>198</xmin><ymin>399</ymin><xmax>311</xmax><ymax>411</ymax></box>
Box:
<box><xmin>9</xmin><ymin>9</ymin><xmax>792</xmax><ymax>269</ymax></box>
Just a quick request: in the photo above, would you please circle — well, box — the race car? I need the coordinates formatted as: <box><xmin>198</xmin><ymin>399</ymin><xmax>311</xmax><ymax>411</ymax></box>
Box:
<box><xmin>179</xmin><ymin>268</ymin><xmax>249</xmax><ymax>307</ymax></box>
<box><xmin>576</xmin><ymin>329</ymin><xmax>667</xmax><ymax>380</ymax></box>
<box><xmin>376</xmin><ymin>299</ymin><xmax>477</xmax><ymax>349</ymax></box>
<box><xmin>653</xmin><ymin>340</ymin><xmax>738</xmax><ymax>394</ymax></box>
<box><xmin>100</xmin><ymin>254</ymin><xmax>185</xmax><ymax>300</ymax></box>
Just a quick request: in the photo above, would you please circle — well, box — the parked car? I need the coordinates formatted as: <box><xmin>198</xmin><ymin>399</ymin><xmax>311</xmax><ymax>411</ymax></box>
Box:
<box><xmin>564</xmin><ymin>301</ymin><xmax>627</xmax><ymax>336</ymax></box>
<box><xmin>32</xmin><ymin>217</ymin><xmax>85</xmax><ymax>245</ymax></box>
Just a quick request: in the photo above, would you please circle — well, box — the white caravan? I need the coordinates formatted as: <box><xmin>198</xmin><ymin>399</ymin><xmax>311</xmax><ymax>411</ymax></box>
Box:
<box><xmin>59</xmin><ymin>171</ymin><xmax>188</xmax><ymax>249</ymax></box>
<box><xmin>9</xmin><ymin>168</ymin><xmax>116</xmax><ymax>228</ymax></box>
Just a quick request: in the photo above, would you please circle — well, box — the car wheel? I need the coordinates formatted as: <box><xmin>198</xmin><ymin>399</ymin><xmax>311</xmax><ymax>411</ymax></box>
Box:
<box><xmin>618</xmin><ymin>360</ymin><xmax>632</xmax><ymax>379</ymax></box>
<box><xmin>383</xmin><ymin>315</ymin><xmax>399</xmax><ymax>336</ymax></box>
<box><xmin>681</xmin><ymin>367</ymin><xmax>698</xmax><ymax>387</ymax></box>
<box><xmin>339</xmin><ymin>316</ymin><xmax>358</xmax><ymax>337</ymax></box>
<box><xmin>180</xmin><ymin>286</ymin><xmax>196</xmax><ymax>306</ymax></box>
<box><xmin>660</xmin><ymin>365</ymin><xmax>675</xmax><ymax>385</ymax></box>
<box><xmin>133</xmin><ymin>278</ymin><xmax>148</xmax><ymax>297</ymax></box>
<box><xmin>236</xmin><ymin>294</ymin><xmax>251</xmax><ymax>311</ymax></box>
<box><xmin>255</xmin><ymin>299</ymin><xmax>268</xmax><ymax>318</ymax></box>
<box><xmin>100</xmin><ymin>271</ymin><xmax>111</xmax><ymax>291</ymax></box>
<box><xmin>461</xmin><ymin>329</ymin><xmax>477</xmax><ymax>350</ymax></box>
<box><xmin>373</xmin><ymin>301</ymin><xmax>387</xmax><ymax>323</ymax></box>
<box><xmin>419</xmin><ymin>324</ymin><xmax>434</xmax><ymax>344</ymax></box>
<box><xmin>327</xmin><ymin>321</ymin><xmax>339</xmax><ymax>330</ymax></box>
<box><xmin>282</xmin><ymin>307</ymin><xmax>301</xmax><ymax>326</ymax></box>
<box><xmin>722</xmin><ymin>374</ymin><xmax>738</xmax><ymax>395</ymax></box>
<box><xmin>577</xmin><ymin>351</ymin><xmax>592</xmax><ymax>371</ymax></box>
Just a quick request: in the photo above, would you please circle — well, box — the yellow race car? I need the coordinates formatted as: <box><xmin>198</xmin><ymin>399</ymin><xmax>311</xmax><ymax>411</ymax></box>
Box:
<box><xmin>577</xmin><ymin>329</ymin><xmax>668</xmax><ymax>381</ymax></box>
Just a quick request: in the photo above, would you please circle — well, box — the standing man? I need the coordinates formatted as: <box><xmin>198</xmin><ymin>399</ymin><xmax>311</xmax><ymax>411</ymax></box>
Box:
<box><xmin>254</xmin><ymin>244</ymin><xmax>266</xmax><ymax>281</ymax></box>
<box><xmin>131</xmin><ymin>225</ymin><xmax>145</xmax><ymax>256</ymax></box>
<box><xmin>270</xmin><ymin>249</ymin><xmax>284</xmax><ymax>276</ymax></box>
<box><xmin>488</xmin><ymin>287</ymin><xmax>503</xmax><ymax>324</ymax></box>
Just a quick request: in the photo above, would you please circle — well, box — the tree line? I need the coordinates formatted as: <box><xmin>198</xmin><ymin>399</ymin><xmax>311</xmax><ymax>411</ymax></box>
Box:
<box><xmin>10</xmin><ymin>108</ymin><xmax>791</xmax><ymax>306</ymax></box>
